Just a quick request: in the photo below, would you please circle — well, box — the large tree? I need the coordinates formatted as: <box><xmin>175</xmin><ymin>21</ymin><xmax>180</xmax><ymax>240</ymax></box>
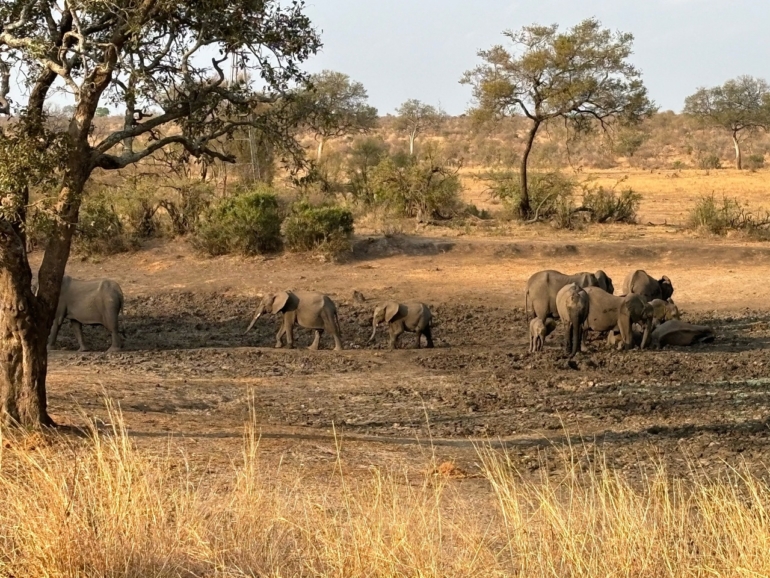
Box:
<box><xmin>394</xmin><ymin>99</ymin><xmax>446</xmax><ymax>155</ymax></box>
<box><xmin>304</xmin><ymin>70</ymin><xmax>378</xmax><ymax>161</ymax></box>
<box><xmin>461</xmin><ymin>18</ymin><xmax>655</xmax><ymax>218</ymax></box>
<box><xmin>0</xmin><ymin>0</ymin><xmax>320</xmax><ymax>427</ymax></box>
<box><xmin>683</xmin><ymin>76</ymin><xmax>770</xmax><ymax>170</ymax></box>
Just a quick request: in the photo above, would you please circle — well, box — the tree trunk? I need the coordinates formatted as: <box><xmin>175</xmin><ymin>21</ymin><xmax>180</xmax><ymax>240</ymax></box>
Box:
<box><xmin>409</xmin><ymin>131</ymin><xmax>416</xmax><ymax>156</ymax></box>
<box><xmin>0</xmin><ymin>220</ymin><xmax>52</xmax><ymax>428</ymax></box>
<box><xmin>519</xmin><ymin>121</ymin><xmax>541</xmax><ymax>219</ymax></box>
<box><xmin>733</xmin><ymin>131</ymin><xmax>742</xmax><ymax>170</ymax></box>
<box><xmin>316</xmin><ymin>137</ymin><xmax>325</xmax><ymax>161</ymax></box>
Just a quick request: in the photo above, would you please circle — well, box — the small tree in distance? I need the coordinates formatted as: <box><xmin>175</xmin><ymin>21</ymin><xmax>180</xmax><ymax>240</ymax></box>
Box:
<box><xmin>394</xmin><ymin>99</ymin><xmax>446</xmax><ymax>155</ymax></box>
<box><xmin>305</xmin><ymin>70</ymin><xmax>378</xmax><ymax>160</ymax></box>
<box><xmin>461</xmin><ymin>18</ymin><xmax>655</xmax><ymax>218</ymax></box>
<box><xmin>683</xmin><ymin>76</ymin><xmax>770</xmax><ymax>170</ymax></box>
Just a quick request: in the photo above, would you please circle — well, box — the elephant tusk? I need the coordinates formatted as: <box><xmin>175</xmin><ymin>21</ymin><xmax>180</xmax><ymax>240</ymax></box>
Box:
<box><xmin>244</xmin><ymin>313</ymin><xmax>262</xmax><ymax>335</ymax></box>
<box><xmin>368</xmin><ymin>325</ymin><xmax>378</xmax><ymax>342</ymax></box>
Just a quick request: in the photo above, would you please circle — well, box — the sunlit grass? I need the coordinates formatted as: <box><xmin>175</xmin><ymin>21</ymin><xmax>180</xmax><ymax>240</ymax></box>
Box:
<box><xmin>0</xmin><ymin>405</ymin><xmax>769</xmax><ymax>577</ymax></box>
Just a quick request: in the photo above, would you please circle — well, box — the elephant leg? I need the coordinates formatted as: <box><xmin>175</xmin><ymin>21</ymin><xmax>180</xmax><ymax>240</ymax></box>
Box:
<box><xmin>274</xmin><ymin>322</ymin><xmax>286</xmax><ymax>348</ymax></box>
<box><xmin>48</xmin><ymin>316</ymin><xmax>63</xmax><ymax>349</ymax></box>
<box><xmin>105</xmin><ymin>316</ymin><xmax>122</xmax><ymax>352</ymax></box>
<box><xmin>388</xmin><ymin>324</ymin><xmax>404</xmax><ymax>350</ymax></box>
<box><xmin>71</xmin><ymin>320</ymin><xmax>88</xmax><ymax>352</ymax></box>
<box><xmin>309</xmin><ymin>329</ymin><xmax>322</xmax><ymax>351</ymax></box>
<box><xmin>424</xmin><ymin>326</ymin><xmax>435</xmax><ymax>349</ymax></box>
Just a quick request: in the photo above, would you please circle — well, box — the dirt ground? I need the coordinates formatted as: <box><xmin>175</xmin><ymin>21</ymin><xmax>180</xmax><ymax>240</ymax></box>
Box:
<box><xmin>34</xmin><ymin>227</ymin><xmax>770</xmax><ymax>483</ymax></box>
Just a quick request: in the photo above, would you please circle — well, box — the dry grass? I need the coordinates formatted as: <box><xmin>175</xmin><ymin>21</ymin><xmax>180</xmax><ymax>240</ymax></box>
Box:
<box><xmin>1</xmin><ymin>404</ymin><xmax>770</xmax><ymax>577</ymax></box>
<box><xmin>461</xmin><ymin>167</ymin><xmax>770</xmax><ymax>227</ymax></box>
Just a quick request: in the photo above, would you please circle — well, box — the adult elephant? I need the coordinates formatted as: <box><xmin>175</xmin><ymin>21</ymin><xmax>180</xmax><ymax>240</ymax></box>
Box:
<box><xmin>525</xmin><ymin>269</ymin><xmax>614</xmax><ymax>321</ymax></box>
<box><xmin>245</xmin><ymin>290</ymin><xmax>343</xmax><ymax>351</ymax></box>
<box><xmin>556</xmin><ymin>283</ymin><xmax>589</xmax><ymax>357</ymax></box>
<box><xmin>622</xmin><ymin>270</ymin><xmax>673</xmax><ymax>302</ymax></box>
<box><xmin>583</xmin><ymin>287</ymin><xmax>654</xmax><ymax>350</ymax></box>
<box><xmin>48</xmin><ymin>276</ymin><xmax>124</xmax><ymax>352</ymax></box>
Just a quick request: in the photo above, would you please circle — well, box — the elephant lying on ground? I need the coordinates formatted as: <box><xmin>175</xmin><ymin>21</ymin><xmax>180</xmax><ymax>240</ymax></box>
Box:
<box><xmin>245</xmin><ymin>290</ymin><xmax>343</xmax><ymax>351</ymax></box>
<box><xmin>48</xmin><ymin>276</ymin><xmax>124</xmax><ymax>352</ymax></box>
<box><xmin>583</xmin><ymin>287</ymin><xmax>654</xmax><ymax>350</ymax></box>
<box><xmin>650</xmin><ymin>320</ymin><xmax>714</xmax><ymax>348</ymax></box>
<box><xmin>525</xmin><ymin>269</ymin><xmax>614</xmax><ymax>320</ymax></box>
<box><xmin>529</xmin><ymin>317</ymin><xmax>556</xmax><ymax>352</ymax></box>
<box><xmin>556</xmin><ymin>283</ymin><xmax>589</xmax><ymax>357</ymax></box>
<box><xmin>369</xmin><ymin>301</ymin><xmax>434</xmax><ymax>349</ymax></box>
<box><xmin>622</xmin><ymin>270</ymin><xmax>674</xmax><ymax>302</ymax></box>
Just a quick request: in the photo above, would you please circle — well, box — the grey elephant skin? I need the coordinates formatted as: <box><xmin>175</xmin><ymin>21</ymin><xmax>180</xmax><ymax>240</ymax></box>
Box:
<box><xmin>525</xmin><ymin>269</ymin><xmax>614</xmax><ymax>320</ymax></box>
<box><xmin>650</xmin><ymin>320</ymin><xmax>714</xmax><ymax>348</ymax></box>
<box><xmin>245</xmin><ymin>290</ymin><xmax>343</xmax><ymax>351</ymax></box>
<box><xmin>369</xmin><ymin>301</ymin><xmax>434</xmax><ymax>349</ymax></box>
<box><xmin>529</xmin><ymin>317</ymin><xmax>556</xmax><ymax>352</ymax></box>
<box><xmin>556</xmin><ymin>283</ymin><xmax>589</xmax><ymax>357</ymax></box>
<box><xmin>622</xmin><ymin>270</ymin><xmax>673</xmax><ymax>302</ymax></box>
<box><xmin>48</xmin><ymin>275</ymin><xmax>124</xmax><ymax>352</ymax></box>
<box><xmin>583</xmin><ymin>287</ymin><xmax>654</xmax><ymax>350</ymax></box>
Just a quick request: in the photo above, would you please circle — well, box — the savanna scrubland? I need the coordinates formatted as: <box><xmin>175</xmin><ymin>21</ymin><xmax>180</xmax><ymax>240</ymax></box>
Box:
<box><xmin>4</xmin><ymin>6</ymin><xmax>770</xmax><ymax>576</ymax></box>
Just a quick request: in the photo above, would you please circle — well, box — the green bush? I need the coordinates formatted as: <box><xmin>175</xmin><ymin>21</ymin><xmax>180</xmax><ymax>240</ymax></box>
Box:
<box><xmin>371</xmin><ymin>155</ymin><xmax>463</xmax><ymax>220</ymax></box>
<box><xmin>192</xmin><ymin>189</ymin><xmax>283</xmax><ymax>256</ymax></box>
<box><xmin>746</xmin><ymin>154</ymin><xmax>765</xmax><ymax>170</ymax></box>
<box><xmin>283</xmin><ymin>202</ymin><xmax>354</xmax><ymax>253</ymax></box>
<box><xmin>483</xmin><ymin>170</ymin><xmax>576</xmax><ymax>223</ymax></box>
<box><xmin>697</xmin><ymin>153</ymin><xmax>721</xmax><ymax>170</ymax></box>
<box><xmin>687</xmin><ymin>194</ymin><xmax>770</xmax><ymax>236</ymax></box>
<box><xmin>75</xmin><ymin>195</ymin><xmax>132</xmax><ymax>256</ymax></box>
<box><xmin>581</xmin><ymin>187</ymin><xmax>642</xmax><ymax>224</ymax></box>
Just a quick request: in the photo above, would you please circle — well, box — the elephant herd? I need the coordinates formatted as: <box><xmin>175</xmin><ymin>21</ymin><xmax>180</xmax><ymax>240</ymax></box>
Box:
<box><xmin>526</xmin><ymin>268</ymin><xmax>714</xmax><ymax>356</ymax></box>
<box><xmin>44</xmin><ymin>268</ymin><xmax>713</xmax><ymax>355</ymax></box>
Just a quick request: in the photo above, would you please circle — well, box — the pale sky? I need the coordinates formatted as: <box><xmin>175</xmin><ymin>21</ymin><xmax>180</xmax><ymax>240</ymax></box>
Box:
<box><xmin>302</xmin><ymin>0</ymin><xmax>770</xmax><ymax>115</ymax></box>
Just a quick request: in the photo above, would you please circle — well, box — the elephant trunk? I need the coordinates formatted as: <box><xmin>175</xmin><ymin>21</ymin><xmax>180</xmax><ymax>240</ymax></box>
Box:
<box><xmin>571</xmin><ymin>316</ymin><xmax>581</xmax><ymax>358</ymax></box>
<box><xmin>244</xmin><ymin>311</ymin><xmax>262</xmax><ymax>335</ymax></box>
<box><xmin>640</xmin><ymin>319</ymin><xmax>652</xmax><ymax>350</ymax></box>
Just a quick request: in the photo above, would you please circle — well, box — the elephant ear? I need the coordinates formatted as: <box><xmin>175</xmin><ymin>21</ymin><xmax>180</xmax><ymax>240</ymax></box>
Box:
<box><xmin>650</xmin><ymin>300</ymin><xmax>667</xmax><ymax>321</ymax></box>
<box><xmin>384</xmin><ymin>301</ymin><xmax>406</xmax><ymax>323</ymax></box>
<box><xmin>659</xmin><ymin>276</ymin><xmax>674</xmax><ymax>300</ymax></box>
<box><xmin>271</xmin><ymin>291</ymin><xmax>291</xmax><ymax>314</ymax></box>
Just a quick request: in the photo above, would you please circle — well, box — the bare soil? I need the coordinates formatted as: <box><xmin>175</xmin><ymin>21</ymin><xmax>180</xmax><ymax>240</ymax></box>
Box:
<box><xmin>36</xmin><ymin>230</ymin><xmax>770</xmax><ymax>481</ymax></box>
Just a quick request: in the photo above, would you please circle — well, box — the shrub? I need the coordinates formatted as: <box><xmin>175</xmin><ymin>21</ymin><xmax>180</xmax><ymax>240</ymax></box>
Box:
<box><xmin>371</xmin><ymin>154</ymin><xmax>463</xmax><ymax>220</ymax></box>
<box><xmin>746</xmin><ymin>154</ymin><xmax>765</xmax><ymax>170</ymax></box>
<box><xmin>283</xmin><ymin>202</ymin><xmax>354</xmax><ymax>253</ymax></box>
<box><xmin>192</xmin><ymin>189</ymin><xmax>283</xmax><ymax>256</ymax></box>
<box><xmin>697</xmin><ymin>153</ymin><xmax>721</xmax><ymax>170</ymax></box>
<box><xmin>75</xmin><ymin>194</ymin><xmax>132</xmax><ymax>256</ymax></box>
<box><xmin>482</xmin><ymin>170</ymin><xmax>576</xmax><ymax>223</ymax></box>
<box><xmin>158</xmin><ymin>180</ymin><xmax>213</xmax><ymax>236</ymax></box>
<box><xmin>688</xmin><ymin>194</ymin><xmax>770</xmax><ymax>236</ymax></box>
<box><xmin>581</xmin><ymin>187</ymin><xmax>642</xmax><ymax>224</ymax></box>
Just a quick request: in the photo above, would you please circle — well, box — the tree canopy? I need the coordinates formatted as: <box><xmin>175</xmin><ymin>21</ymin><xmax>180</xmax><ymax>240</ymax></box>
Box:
<box><xmin>683</xmin><ymin>76</ymin><xmax>770</xmax><ymax>169</ymax></box>
<box><xmin>303</xmin><ymin>70</ymin><xmax>378</xmax><ymax>160</ymax></box>
<box><xmin>0</xmin><ymin>0</ymin><xmax>320</xmax><ymax>427</ymax></box>
<box><xmin>461</xmin><ymin>18</ymin><xmax>655</xmax><ymax>217</ymax></box>
<box><xmin>394</xmin><ymin>99</ymin><xmax>446</xmax><ymax>155</ymax></box>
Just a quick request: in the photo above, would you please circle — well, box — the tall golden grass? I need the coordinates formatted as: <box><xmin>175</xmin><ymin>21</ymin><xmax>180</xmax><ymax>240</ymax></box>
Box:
<box><xmin>0</xmin><ymin>405</ymin><xmax>769</xmax><ymax>577</ymax></box>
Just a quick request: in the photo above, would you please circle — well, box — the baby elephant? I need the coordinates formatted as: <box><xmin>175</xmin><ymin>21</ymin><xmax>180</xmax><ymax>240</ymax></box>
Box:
<box><xmin>369</xmin><ymin>301</ymin><xmax>434</xmax><ymax>349</ymax></box>
<box><xmin>556</xmin><ymin>283</ymin><xmax>589</xmax><ymax>357</ymax></box>
<box><xmin>245</xmin><ymin>290</ymin><xmax>343</xmax><ymax>351</ymax></box>
<box><xmin>529</xmin><ymin>317</ymin><xmax>557</xmax><ymax>352</ymax></box>
<box><xmin>649</xmin><ymin>298</ymin><xmax>680</xmax><ymax>327</ymax></box>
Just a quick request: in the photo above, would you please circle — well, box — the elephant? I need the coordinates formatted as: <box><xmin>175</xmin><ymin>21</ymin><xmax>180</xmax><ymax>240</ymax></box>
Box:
<box><xmin>649</xmin><ymin>298</ymin><xmax>680</xmax><ymax>327</ymax></box>
<box><xmin>369</xmin><ymin>301</ymin><xmax>434</xmax><ymax>349</ymax></box>
<box><xmin>650</xmin><ymin>320</ymin><xmax>714</xmax><ymax>349</ymax></box>
<box><xmin>525</xmin><ymin>269</ymin><xmax>614</xmax><ymax>321</ymax></box>
<box><xmin>48</xmin><ymin>275</ymin><xmax>124</xmax><ymax>352</ymax></box>
<box><xmin>529</xmin><ymin>317</ymin><xmax>556</xmax><ymax>352</ymax></box>
<box><xmin>556</xmin><ymin>283</ymin><xmax>589</xmax><ymax>357</ymax></box>
<box><xmin>622</xmin><ymin>270</ymin><xmax>674</xmax><ymax>302</ymax></box>
<box><xmin>583</xmin><ymin>287</ymin><xmax>654</xmax><ymax>350</ymax></box>
<box><xmin>245</xmin><ymin>290</ymin><xmax>343</xmax><ymax>351</ymax></box>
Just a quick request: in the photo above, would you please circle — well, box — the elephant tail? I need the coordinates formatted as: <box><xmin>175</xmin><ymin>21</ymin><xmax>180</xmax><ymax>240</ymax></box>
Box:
<box><xmin>571</xmin><ymin>316</ymin><xmax>582</xmax><ymax>358</ymax></box>
<box><xmin>525</xmin><ymin>291</ymin><xmax>530</xmax><ymax>323</ymax></box>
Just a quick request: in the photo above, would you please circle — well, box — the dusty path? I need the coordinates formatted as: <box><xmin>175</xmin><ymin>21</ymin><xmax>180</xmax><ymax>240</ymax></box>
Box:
<box><xmin>35</xmin><ymin>231</ymin><xmax>770</xmax><ymax>481</ymax></box>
